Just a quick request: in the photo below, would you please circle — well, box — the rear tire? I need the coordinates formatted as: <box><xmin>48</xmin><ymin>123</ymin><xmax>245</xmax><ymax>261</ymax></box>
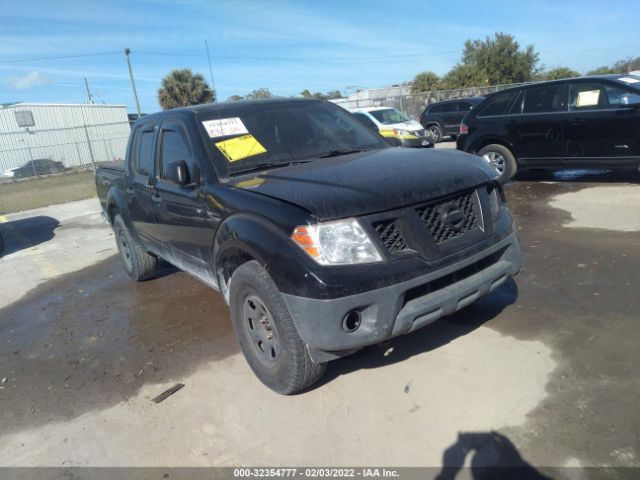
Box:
<box><xmin>477</xmin><ymin>144</ymin><xmax>518</xmax><ymax>183</ymax></box>
<box><xmin>229</xmin><ymin>260</ymin><xmax>326</xmax><ymax>394</ymax></box>
<box><xmin>427</xmin><ymin>124</ymin><xmax>443</xmax><ymax>143</ymax></box>
<box><xmin>113</xmin><ymin>215</ymin><xmax>157</xmax><ymax>281</ymax></box>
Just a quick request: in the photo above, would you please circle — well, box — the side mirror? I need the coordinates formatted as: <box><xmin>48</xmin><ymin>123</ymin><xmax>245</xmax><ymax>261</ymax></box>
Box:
<box><xmin>166</xmin><ymin>160</ymin><xmax>189</xmax><ymax>186</ymax></box>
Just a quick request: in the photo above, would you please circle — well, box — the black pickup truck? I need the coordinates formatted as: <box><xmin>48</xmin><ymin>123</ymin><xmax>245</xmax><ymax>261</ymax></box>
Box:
<box><xmin>96</xmin><ymin>99</ymin><xmax>522</xmax><ymax>394</ymax></box>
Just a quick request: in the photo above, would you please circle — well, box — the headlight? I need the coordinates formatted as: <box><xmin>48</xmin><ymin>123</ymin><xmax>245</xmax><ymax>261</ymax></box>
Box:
<box><xmin>291</xmin><ymin>219</ymin><xmax>383</xmax><ymax>265</ymax></box>
<box><xmin>394</xmin><ymin>129</ymin><xmax>416</xmax><ymax>138</ymax></box>
<box><xmin>488</xmin><ymin>183</ymin><xmax>504</xmax><ymax>219</ymax></box>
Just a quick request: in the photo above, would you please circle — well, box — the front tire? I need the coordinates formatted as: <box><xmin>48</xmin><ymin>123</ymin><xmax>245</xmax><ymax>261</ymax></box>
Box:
<box><xmin>229</xmin><ymin>261</ymin><xmax>326</xmax><ymax>394</ymax></box>
<box><xmin>477</xmin><ymin>144</ymin><xmax>518</xmax><ymax>183</ymax></box>
<box><xmin>427</xmin><ymin>124</ymin><xmax>443</xmax><ymax>143</ymax></box>
<box><xmin>113</xmin><ymin>215</ymin><xmax>157</xmax><ymax>281</ymax></box>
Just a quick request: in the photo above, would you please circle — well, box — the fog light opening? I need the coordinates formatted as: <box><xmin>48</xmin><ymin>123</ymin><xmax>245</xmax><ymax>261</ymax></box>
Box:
<box><xmin>342</xmin><ymin>310</ymin><xmax>362</xmax><ymax>332</ymax></box>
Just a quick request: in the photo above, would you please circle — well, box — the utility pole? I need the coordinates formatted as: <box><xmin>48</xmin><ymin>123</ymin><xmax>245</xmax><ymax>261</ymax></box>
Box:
<box><xmin>205</xmin><ymin>40</ymin><xmax>216</xmax><ymax>102</ymax></box>
<box><xmin>124</xmin><ymin>48</ymin><xmax>142</xmax><ymax>118</ymax></box>
<box><xmin>84</xmin><ymin>77</ymin><xmax>94</xmax><ymax>104</ymax></box>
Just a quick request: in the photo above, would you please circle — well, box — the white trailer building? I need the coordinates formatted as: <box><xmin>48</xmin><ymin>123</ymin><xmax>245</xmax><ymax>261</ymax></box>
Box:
<box><xmin>0</xmin><ymin>103</ymin><xmax>131</xmax><ymax>175</ymax></box>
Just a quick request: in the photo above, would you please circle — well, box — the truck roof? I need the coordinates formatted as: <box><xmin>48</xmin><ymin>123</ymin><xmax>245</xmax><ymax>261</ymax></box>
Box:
<box><xmin>135</xmin><ymin>98</ymin><xmax>322</xmax><ymax>125</ymax></box>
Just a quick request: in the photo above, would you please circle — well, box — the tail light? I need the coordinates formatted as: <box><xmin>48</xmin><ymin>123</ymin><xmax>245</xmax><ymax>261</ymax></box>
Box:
<box><xmin>459</xmin><ymin>123</ymin><xmax>469</xmax><ymax>135</ymax></box>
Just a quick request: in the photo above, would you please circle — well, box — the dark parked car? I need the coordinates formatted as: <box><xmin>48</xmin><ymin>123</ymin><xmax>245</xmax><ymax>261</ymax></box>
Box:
<box><xmin>12</xmin><ymin>159</ymin><xmax>67</xmax><ymax>178</ymax></box>
<box><xmin>457</xmin><ymin>75</ymin><xmax>640</xmax><ymax>182</ymax></box>
<box><xmin>419</xmin><ymin>97</ymin><xmax>485</xmax><ymax>143</ymax></box>
<box><xmin>95</xmin><ymin>99</ymin><xmax>522</xmax><ymax>394</ymax></box>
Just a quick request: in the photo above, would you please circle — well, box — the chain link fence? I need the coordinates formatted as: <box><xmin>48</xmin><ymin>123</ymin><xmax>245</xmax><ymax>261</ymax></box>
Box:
<box><xmin>0</xmin><ymin>123</ymin><xmax>129</xmax><ymax>181</ymax></box>
<box><xmin>333</xmin><ymin>82</ymin><xmax>535</xmax><ymax>119</ymax></box>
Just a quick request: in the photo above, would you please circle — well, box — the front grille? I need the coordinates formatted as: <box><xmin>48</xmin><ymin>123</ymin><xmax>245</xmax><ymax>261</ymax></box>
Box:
<box><xmin>416</xmin><ymin>191</ymin><xmax>479</xmax><ymax>244</ymax></box>
<box><xmin>372</xmin><ymin>219</ymin><xmax>409</xmax><ymax>254</ymax></box>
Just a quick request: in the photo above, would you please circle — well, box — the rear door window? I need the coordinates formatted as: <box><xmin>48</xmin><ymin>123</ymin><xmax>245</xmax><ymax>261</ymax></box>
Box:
<box><xmin>135</xmin><ymin>129</ymin><xmax>155</xmax><ymax>176</ymax></box>
<box><xmin>523</xmin><ymin>85</ymin><xmax>563</xmax><ymax>113</ymax></box>
<box><xmin>478</xmin><ymin>91</ymin><xmax>517</xmax><ymax>116</ymax></box>
<box><xmin>458</xmin><ymin>101</ymin><xmax>474</xmax><ymax>112</ymax></box>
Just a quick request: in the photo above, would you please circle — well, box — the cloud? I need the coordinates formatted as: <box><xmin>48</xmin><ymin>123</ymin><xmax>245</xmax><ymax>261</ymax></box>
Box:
<box><xmin>5</xmin><ymin>71</ymin><xmax>51</xmax><ymax>90</ymax></box>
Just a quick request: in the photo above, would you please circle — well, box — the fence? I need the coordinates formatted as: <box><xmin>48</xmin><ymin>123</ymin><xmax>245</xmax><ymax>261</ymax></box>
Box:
<box><xmin>332</xmin><ymin>82</ymin><xmax>535</xmax><ymax>119</ymax></box>
<box><xmin>0</xmin><ymin>122</ymin><xmax>130</xmax><ymax>179</ymax></box>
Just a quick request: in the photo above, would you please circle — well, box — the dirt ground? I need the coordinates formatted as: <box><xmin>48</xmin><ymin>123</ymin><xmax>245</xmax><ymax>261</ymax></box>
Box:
<box><xmin>0</xmin><ymin>166</ymin><xmax>639</xmax><ymax>477</ymax></box>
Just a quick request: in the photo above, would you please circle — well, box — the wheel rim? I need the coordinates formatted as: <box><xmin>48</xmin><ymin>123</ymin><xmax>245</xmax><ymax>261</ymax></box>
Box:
<box><xmin>428</xmin><ymin>126</ymin><xmax>440</xmax><ymax>142</ymax></box>
<box><xmin>482</xmin><ymin>151</ymin><xmax>507</xmax><ymax>175</ymax></box>
<box><xmin>242</xmin><ymin>294</ymin><xmax>280</xmax><ymax>366</ymax></box>
<box><xmin>117</xmin><ymin>228</ymin><xmax>133</xmax><ymax>272</ymax></box>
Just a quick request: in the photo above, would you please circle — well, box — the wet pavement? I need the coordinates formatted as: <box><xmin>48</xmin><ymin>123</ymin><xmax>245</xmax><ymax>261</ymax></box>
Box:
<box><xmin>0</xmin><ymin>170</ymin><xmax>639</xmax><ymax>472</ymax></box>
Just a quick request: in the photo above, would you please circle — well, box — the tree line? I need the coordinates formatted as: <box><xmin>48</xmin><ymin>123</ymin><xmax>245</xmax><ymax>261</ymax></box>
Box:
<box><xmin>410</xmin><ymin>33</ymin><xmax>639</xmax><ymax>93</ymax></box>
<box><xmin>156</xmin><ymin>33</ymin><xmax>640</xmax><ymax>110</ymax></box>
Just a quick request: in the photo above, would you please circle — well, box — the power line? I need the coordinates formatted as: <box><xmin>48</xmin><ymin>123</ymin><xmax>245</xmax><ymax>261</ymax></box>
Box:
<box><xmin>0</xmin><ymin>51</ymin><xmax>121</xmax><ymax>63</ymax></box>
<box><xmin>1</xmin><ymin>42</ymin><xmax>639</xmax><ymax>64</ymax></box>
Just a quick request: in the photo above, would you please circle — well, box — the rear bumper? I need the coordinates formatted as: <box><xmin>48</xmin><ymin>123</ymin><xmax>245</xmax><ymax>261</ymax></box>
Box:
<box><xmin>281</xmin><ymin>231</ymin><xmax>522</xmax><ymax>362</ymax></box>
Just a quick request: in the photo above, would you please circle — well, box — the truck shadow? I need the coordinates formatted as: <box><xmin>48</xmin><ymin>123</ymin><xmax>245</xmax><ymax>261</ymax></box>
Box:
<box><xmin>0</xmin><ymin>215</ymin><xmax>60</xmax><ymax>257</ymax></box>
<box><xmin>434</xmin><ymin>431</ymin><xmax>551</xmax><ymax>480</ymax></box>
<box><xmin>316</xmin><ymin>279</ymin><xmax>518</xmax><ymax>388</ymax></box>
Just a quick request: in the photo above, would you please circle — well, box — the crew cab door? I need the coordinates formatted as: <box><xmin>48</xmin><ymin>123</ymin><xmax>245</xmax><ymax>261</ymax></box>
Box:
<box><xmin>564</xmin><ymin>81</ymin><xmax>640</xmax><ymax>167</ymax></box>
<box><xmin>507</xmin><ymin>84</ymin><xmax>566</xmax><ymax>167</ymax></box>
<box><xmin>151</xmin><ymin>121</ymin><xmax>215</xmax><ymax>282</ymax></box>
<box><xmin>126</xmin><ymin>124</ymin><xmax>159</xmax><ymax>247</ymax></box>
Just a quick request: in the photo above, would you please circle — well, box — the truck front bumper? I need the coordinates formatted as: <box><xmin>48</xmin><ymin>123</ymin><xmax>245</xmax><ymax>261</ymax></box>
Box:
<box><xmin>281</xmin><ymin>231</ymin><xmax>522</xmax><ymax>362</ymax></box>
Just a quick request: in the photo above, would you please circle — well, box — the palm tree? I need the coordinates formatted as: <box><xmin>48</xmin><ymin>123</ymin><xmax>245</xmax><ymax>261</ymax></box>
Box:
<box><xmin>157</xmin><ymin>69</ymin><xmax>215</xmax><ymax>110</ymax></box>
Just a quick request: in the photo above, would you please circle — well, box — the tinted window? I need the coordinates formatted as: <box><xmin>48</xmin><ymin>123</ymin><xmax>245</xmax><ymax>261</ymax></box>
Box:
<box><xmin>570</xmin><ymin>83</ymin><xmax>640</xmax><ymax>110</ymax></box>
<box><xmin>136</xmin><ymin>130</ymin><xmax>155</xmax><ymax>175</ymax></box>
<box><xmin>458</xmin><ymin>101</ymin><xmax>473</xmax><ymax>112</ymax></box>
<box><xmin>606</xmin><ymin>84</ymin><xmax>640</xmax><ymax>106</ymax></box>
<box><xmin>428</xmin><ymin>104</ymin><xmax>444</xmax><ymax>113</ymax></box>
<box><xmin>523</xmin><ymin>85</ymin><xmax>562</xmax><ymax>113</ymax></box>
<box><xmin>507</xmin><ymin>91</ymin><xmax>524</xmax><ymax>114</ymax></box>
<box><xmin>478</xmin><ymin>91</ymin><xmax>517</xmax><ymax>116</ymax></box>
<box><xmin>160</xmin><ymin>129</ymin><xmax>192</xmax><ymax>179</ymax></box>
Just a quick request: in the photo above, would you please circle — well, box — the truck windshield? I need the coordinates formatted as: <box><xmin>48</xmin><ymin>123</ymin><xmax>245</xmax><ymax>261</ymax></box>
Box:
<box><xmin>368</xmin><ymin>108</ymin><xmax>411</xmax><ymax>125</ymax></box>
<box><xmin>199</xmin><ymin>101</ymin><xmax>388</xmax><ymax>175</ymax></box>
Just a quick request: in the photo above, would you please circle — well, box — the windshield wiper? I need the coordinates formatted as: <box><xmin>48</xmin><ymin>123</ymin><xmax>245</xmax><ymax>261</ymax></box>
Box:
<box><xmin>317</xmin><ymin>149</ymin><xmax>367</xmax><ymax>158</ymax></box>
<box><xmin>231</xmin><ymin>160</ymin><xmax>313</xmax><ymax>175</ymax></box>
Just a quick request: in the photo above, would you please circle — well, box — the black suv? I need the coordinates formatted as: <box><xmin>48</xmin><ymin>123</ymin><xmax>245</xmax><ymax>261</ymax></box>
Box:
<box><xmin>456</xmin><ymin>75</ymin><xmax>640</xmax><ymax>182</ymax></box>
<box><xmin>419</xmin><ymin>97</ymin><xmax>485</xmax><ymax>143</ymax></box>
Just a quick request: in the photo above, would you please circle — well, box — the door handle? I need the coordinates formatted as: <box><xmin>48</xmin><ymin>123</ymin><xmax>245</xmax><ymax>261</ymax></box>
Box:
<box><xmin>570</xmin><ymin>118</ymin><xmax>586</xmax><ymax>126</ymax></box>
<box><xmin>125</xmin><ymin>187</ymin><xmax>134</xmax><ymax>195</ymax></box>
<box><xmin>151</xmin><ymin>193</ymin><xmax>162</xmax><ymax>203</ymax></box>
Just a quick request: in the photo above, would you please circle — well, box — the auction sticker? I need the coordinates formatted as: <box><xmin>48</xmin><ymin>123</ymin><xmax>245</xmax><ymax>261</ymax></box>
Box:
<box><xmin>215</xmin><ymin>134</ymin><xmax>266</xmax><ymax>162</ymax></box>
<box><xmin>202</xmin><ymin>117</ymin><xmax>249</xmax><ymax>138</ymax></box>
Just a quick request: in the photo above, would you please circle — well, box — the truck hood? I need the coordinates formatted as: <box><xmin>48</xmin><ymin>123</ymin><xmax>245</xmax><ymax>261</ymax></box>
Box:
<box><xmin>231</xmin><ymin>148</ymin><xmax>496</xmax><ymax>221</ymax></box>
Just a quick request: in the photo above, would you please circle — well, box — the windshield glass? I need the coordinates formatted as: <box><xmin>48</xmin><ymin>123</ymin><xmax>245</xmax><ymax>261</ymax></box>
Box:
<box><xmin>199</xmin><ymin>101</ymin><xmax>387</xmax><ymax>175</ymax></box>
<box><xmin>368</xmin><ymin>108</ymin><xmax>411</xmax><ymax>125</ymax></box>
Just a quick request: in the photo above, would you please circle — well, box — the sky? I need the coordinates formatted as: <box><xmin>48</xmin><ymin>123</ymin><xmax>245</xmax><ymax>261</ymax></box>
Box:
<box><xmin>1</xmin><ymin>0</ymin><xmax>639</xmax><ymax>113</ymax></box>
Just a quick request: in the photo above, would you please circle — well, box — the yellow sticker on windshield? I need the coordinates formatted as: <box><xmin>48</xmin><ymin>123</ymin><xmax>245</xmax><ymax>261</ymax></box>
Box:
<box><xmin>215</xmin><ymin>134</ymin><xmax>267</xmax><ymax>162</ymax></box>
